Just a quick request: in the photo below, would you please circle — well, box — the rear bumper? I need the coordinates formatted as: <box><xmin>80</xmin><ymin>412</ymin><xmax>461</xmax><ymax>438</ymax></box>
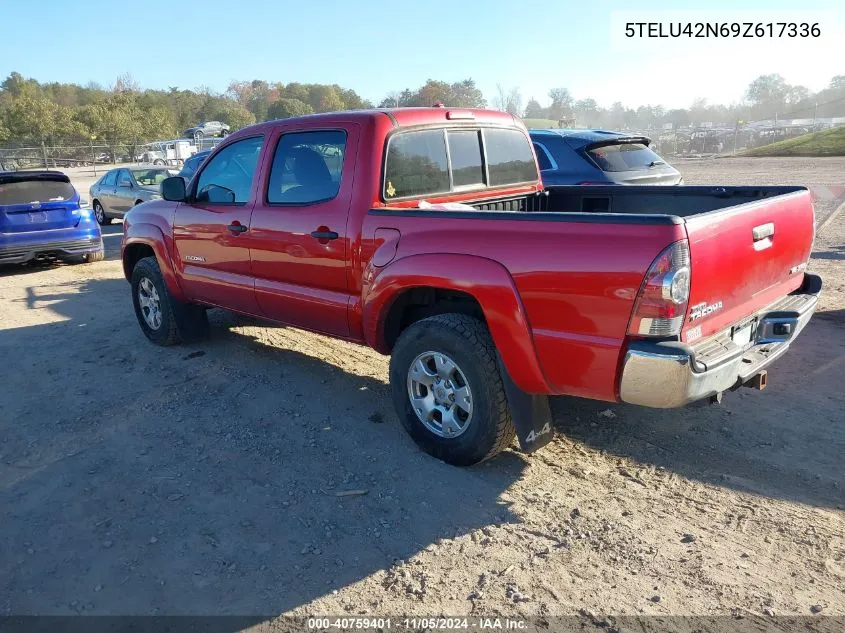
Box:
<box><xmin>619</xmin><ymin>273</ymin><xmax>822</xmax><ymax>408</ymax></box>
<box><xmin>0</xmin><ymin>234</ymin><xmax>103</xmax><ymax>264</ymax></box>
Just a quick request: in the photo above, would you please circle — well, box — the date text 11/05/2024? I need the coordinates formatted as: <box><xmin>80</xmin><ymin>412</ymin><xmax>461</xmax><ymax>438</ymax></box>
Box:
<box><xmin>624</xmin><ymin>22</ymin><xmax>821</xmax><ymax>38</ymax></box>
<box><xmin>307</xmin><ymin>617</ymin><xmax>527</xmax><ymax>630</ymax></box>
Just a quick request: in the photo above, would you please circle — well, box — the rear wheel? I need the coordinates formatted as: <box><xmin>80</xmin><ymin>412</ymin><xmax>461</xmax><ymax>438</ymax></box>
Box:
<box><xmin>153</xmin><ymin>159</ymin><xmax>165</xmax><ymax>166</ymax></box>
<box><xmin>93</xmin><ymin>201</ymin><xmax>111</xmax><ymax>225</ymax></box>
<box><xmin>131</xmin><ymin>256</ymin><xmax>208</xmax><ymax>346</ymax></box>
<box><xmin>389</xmin><ymin>314</ymin><xmax>515</xmax><ymax>466</ymax></box>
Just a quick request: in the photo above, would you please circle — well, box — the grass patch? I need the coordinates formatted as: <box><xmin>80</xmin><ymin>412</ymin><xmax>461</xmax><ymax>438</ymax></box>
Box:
<box><xmin>742</xmin><ymin>125</ymin><xmax>845</xmax><ymax>157</ymax></box>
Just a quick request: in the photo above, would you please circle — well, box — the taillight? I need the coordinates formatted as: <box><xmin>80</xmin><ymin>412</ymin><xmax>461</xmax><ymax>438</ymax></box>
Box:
<box><xmin>627</xmin><ymin>240</ymin><xmax>691</xmax><ymax>337</ymax></box>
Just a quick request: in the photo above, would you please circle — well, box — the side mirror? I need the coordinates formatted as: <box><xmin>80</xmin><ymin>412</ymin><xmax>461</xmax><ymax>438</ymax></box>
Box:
<box><xmin>161</xmin><ymin>176</ymin><xmax>187</xmax><ymax>202</ymax></box>
<box><xmin>196</xmin><ymin>184</ymin><xmax>236</xmax><ymax>204</ymax></box>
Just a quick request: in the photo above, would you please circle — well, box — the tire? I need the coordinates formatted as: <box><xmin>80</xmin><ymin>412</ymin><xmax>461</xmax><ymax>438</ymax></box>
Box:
<box><xmin>220</xmin><ymin>129</ymin><xmax>228</xmax><ymax>137</ymax></box>
<box><xmin>131</xmin><ymin>256</ymin><xmax>208</xmax><ymax>346</ymax></box>
<box><xmin>135</xmin><ymin>200</ymin><xmax>144</xmax><ymax>206</ymax></box>
<box><xmin>93</xmin><ymin>201</ymin><xmax>111</xmax><ymax>225</ymax></box>
<box><xmin>153</xmin><ymin>159</ymin><xmax>165</xmax><ymax>166</ymax></box>
<box><xmin>389</xmin><ymin>314</ymin><xmax>515</xmax><ymax>466</ymax></box>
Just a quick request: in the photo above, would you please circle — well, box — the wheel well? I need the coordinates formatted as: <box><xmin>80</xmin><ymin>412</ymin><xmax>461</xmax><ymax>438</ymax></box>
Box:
<box><xmin>122</xmin><ymin>243</ymin><xmax>155</xmax><ymax>280</ymax></box>
<box><xmin>135</xmin><ymin>200</ymin><xmax>143</xmax><ymax>206</ymax></box>
<box><xmin>383</xmin><ymin>287</ymin><xmax>486</xmax><ymax>350</ymax></box>
<box><xmin>92</xmin><ymin>198</ymin><xmax>100</xmax><ymax>207</ymax></box>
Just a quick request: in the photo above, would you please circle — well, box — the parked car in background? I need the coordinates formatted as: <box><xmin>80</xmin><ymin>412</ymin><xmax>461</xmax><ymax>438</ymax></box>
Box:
<box><xmin>183</xmin><ymin>121</ymin><xmax>230</xmax><ymax>139</ymax></box>
<box><xmin>177</xmin><ymin>150</ymin><xmax>211</xmax><ymax>181</ymax></box>
<box><xmin>89</xmin><ymin>166</ymin><xmax>178</xmax><ymax>225</ymax></box>
<box><xmin>0</xmin><ymin>171</ymin><xmax>103</xmax><ymax>265</ymax></box>
<box><xmin>529</xmin><ymin>129</ymin><xmax>683</xmax><ymax>185</ymax></box>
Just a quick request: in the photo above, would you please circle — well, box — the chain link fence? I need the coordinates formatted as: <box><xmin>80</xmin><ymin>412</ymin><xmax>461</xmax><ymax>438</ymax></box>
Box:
<box><xmin>0</xmin><ymin>137</ymin><xmax>224</xmax><ymax>171</ymax></box>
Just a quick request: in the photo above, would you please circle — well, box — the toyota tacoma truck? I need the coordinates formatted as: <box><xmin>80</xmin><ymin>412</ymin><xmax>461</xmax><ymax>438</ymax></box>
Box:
<box><xmin>120</xmin><ymin>106</ymin><xmax>821</xmax><ymax>466</ymax></box>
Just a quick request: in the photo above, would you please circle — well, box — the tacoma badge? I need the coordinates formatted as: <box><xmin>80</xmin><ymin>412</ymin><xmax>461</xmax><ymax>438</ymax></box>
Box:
<box><xmin>689</xmin><ymin>301</ymin><xmax>723</xmax><ymax>321</ymax></box>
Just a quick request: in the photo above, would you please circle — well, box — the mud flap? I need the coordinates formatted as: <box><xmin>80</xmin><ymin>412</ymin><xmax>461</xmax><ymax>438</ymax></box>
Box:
<box><xmin>497</xmin><ymin>356</ymin><xmax>554</xmax><ymax>453</ymax></box>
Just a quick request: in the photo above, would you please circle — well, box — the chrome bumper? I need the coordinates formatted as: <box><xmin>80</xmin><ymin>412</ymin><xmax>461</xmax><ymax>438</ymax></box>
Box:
<box><xmin>619</xmin><ymin>274</ymin><xmax>821</xmax><ymax>408</ymax></box>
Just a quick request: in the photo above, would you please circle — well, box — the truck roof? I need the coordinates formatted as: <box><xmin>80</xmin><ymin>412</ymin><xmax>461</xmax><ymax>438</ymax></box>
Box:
<box><xmin>229</xmin><ymin>107</ymin><xmax>521</xmax><ymax>138</ymax></box>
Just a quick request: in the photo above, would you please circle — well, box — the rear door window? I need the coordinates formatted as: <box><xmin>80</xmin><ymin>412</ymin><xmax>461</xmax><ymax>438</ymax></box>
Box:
<box><xmin>384</xmin><ymin>129</ymin><xmax>449</xmax><ymax>199</ymax></box>
<box><xmin>102</xmin><ymin>171</ymin><xmax>117</xmax><ymax>187</ymax></box>
<box><xmin>267</xmin><ymin>130</ymin><xmax>347</xmax><ymax>204</ymax></box>
<box><xmin>586</xmin><ymin>143</ymin><xmax>665</xmax><ymax>172</ymax></box>
<box><xmin>484</xmin><ymin>128</ymin><xmax>537</xmax><ymax>186</ymax></box>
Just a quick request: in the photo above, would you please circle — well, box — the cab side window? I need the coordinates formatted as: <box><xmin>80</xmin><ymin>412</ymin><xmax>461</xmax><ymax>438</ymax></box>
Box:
<box><xmin>267</xmin><ymin>130</ymin><xmax>347</xmax><ymax>205</ymax></box>
<box><xmin>195</xmin><ymin>136</ymin><xmax>264</xmax><ymax>204</ymax></box>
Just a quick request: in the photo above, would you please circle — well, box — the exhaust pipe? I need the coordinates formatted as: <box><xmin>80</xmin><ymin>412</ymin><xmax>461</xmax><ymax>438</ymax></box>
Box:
<box><xmin>744</xmin><ymin>370</ymin><xmax>767</xmax><ymax>391</ymax></box>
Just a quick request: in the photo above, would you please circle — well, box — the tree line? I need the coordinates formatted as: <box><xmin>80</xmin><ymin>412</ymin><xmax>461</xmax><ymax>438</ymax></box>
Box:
<box><xmin>507</xmin><ymin>74</ymin><xmax>845</xmax><ymax>129</ymax></box>
<box><xmin>2</xmin><ymin>70</ymin><xmax>844</xmax><ymax>150</ymax></box>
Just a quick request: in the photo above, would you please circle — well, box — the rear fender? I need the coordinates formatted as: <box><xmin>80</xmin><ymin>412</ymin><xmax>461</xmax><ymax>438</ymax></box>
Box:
<box><xmin>363</xmin><ymin>253</ymin><xmax>550</xmax><ymax>394</ymax></box>
<box><xmin>122</xmin><ymin>223</ymin><xmax>185</xmax><ymax>301</ymax></box>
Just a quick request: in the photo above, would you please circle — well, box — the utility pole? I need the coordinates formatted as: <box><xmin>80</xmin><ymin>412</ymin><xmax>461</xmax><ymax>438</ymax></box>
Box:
<box><xmin>90</xmin><ymin>137</ymin><xmax>97</xmax><ymax>177</ymax></box>
<box><xmin>733</xmin><ymin>122</ymin><xmax>739</xmax><ymax>155</ymax></box>
<box><xmin>813</xmin><ymin>102</ymin><xmax>819</xmax><ymax>129</ymax></box>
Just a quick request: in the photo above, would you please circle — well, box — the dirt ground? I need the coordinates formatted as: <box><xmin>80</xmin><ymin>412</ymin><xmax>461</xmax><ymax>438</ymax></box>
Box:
<box><xmin>0</xmin><ymin>158</ymin><xmax>843</xmax><ymax>622</ymax></box>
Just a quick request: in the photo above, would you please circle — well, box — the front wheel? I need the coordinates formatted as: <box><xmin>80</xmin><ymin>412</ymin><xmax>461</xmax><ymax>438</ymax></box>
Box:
<box><xmin>389</xmin><ymin>314</ymin><xmax>515</xmax><ymax>466</ymax></box>
<box><xmin>153</xmin><ymin>159</ymin><xmax>165</xmax><ymax>166</ymax></box>
<box><xmin>131</xmin><ymin>256</ymin><xmax>208</xmax><ymax>346</ymax></box>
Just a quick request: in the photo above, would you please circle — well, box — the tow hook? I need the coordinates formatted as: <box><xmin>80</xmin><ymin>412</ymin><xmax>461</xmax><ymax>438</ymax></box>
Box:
<box><xmin>743</xmin><ymin>370</ymin><xmax>768</xmax><ymax>391</ymax></box>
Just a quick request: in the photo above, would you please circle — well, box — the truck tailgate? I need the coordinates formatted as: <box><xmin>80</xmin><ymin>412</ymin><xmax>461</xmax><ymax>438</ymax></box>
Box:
<box><xmin>681</xmin><ymin>188</ymin><xmax>815</xmax><ymax>342</ymax></box>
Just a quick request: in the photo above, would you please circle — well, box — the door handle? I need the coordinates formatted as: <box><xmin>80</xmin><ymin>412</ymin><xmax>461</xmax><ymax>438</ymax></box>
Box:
<box><xmin>752</xmin><ymin>222</ymin><xmax>774</xmax><ymax>241</ymax></box>
<box><xmin>310</xmin><ymin>230</ymin><xmax>339</xmax><ymax>240</ymax></box>
<box><xmin>228</xmin><ymin>222</ymin><xmax>248</xmax><ymax>234</ymax></box>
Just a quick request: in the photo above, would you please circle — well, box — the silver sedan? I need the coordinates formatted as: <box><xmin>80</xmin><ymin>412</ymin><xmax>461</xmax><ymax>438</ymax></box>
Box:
<box><xmin>89</xmin><ymin>165</ymin><xmax>178</xmax><ymax>225</ymax></box>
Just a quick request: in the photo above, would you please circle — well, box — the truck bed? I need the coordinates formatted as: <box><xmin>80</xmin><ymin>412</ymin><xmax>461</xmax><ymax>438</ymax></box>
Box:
<box><xmin>384</xmin><ymin>185</ymin><xmax>809</xmax><ymax>222</ymax></box>
<box><xmin>543</xmin><ymin>184</ymin><xmax>808</xmax><ymax>218</ymax></box>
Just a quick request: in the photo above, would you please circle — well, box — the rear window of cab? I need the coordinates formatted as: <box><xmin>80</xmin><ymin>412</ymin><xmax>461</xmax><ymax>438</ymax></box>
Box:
<box><xmin>383</xmin><ymin>127</ymin><xmax>537</xmax><ymax>200</ymax></box>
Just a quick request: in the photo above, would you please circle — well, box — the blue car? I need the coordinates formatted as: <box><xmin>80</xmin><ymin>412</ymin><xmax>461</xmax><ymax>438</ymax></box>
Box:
<box><xmin>177</xmin><ymin>150</ymin><xmax>212</xmax><ymax>180</ymax></box>
<box><xmin>0</xmin><ymin>171</ymin><xmax>104</xmax><ymax>265</ymax></box>
<box><xmin>529</xmin><ymin>129</ymin><xmax>683</xmax><ymax>186</ymax></box>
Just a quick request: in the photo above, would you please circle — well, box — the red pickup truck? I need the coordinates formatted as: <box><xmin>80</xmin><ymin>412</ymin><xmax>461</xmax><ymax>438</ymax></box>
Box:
<box><xmin>121</xmin><ymin>106</ymin><xmax>821</xmax><ymax>465</ymax></box>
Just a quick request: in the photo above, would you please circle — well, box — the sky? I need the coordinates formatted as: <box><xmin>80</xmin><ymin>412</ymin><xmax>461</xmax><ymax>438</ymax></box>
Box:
<box><xmin>2</xmin><ymin>0</ymin><xmax>843</xmax><ymax>110</ymax></box>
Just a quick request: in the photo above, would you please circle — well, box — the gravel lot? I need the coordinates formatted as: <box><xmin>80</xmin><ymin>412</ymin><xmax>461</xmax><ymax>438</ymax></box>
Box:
<box><xmin>0</xmin><ymin>158</ymin><xmax>843</xmax><ymax>621</ymax></box>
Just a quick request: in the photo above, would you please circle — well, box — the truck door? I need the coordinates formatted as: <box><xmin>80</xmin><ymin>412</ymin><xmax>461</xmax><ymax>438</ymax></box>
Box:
<box><xmin>247</xmin><ymin>124</ymin><xmax>358</xmax><ymax>337</ymax></box>
<box><xmin>172</xmin><ymin>135</ymin><xmax>266</xmax><ymax>315</ymax></box>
